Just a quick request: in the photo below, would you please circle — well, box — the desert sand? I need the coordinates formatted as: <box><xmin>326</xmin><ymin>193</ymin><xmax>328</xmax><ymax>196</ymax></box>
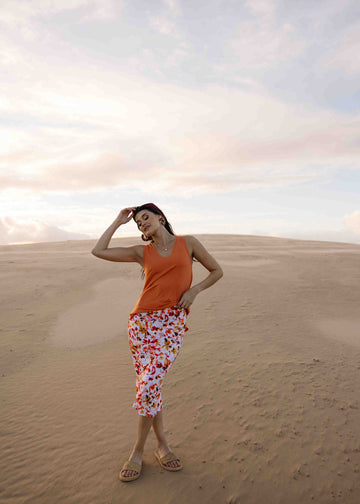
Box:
<box><xmin>1</xmin><ymin>234</ymin><xmax>360</xmax><ymax>504</ymax></box>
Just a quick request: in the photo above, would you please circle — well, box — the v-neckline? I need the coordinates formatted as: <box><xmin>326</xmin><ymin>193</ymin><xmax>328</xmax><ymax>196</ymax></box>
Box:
<box><xmin>152</xmin><ymin>236</ymin><xmax>177</xmax><ymax>258</ymax></box>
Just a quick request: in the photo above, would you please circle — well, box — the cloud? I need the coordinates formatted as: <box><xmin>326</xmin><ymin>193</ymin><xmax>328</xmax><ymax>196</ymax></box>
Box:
<box><xmin>163</xmin><ymin>0</ymin><xmax>181</xmax><ymax>17</ymax></box>
<box><xmin>229</xmin><ymin>0</ymin><xmax>306</xmax><ymax>69</ymax></box>
<box><xmin>149</xmin><ymin>0</ymin><xmax>183</xmax><ymax>39</ymax></box>
<box><xmin>204</xmin><ymin>0</ymin><xmax>360</xmax><ymax>113</ymax></box>
<box><xmin>1</xmin><ymin>151</ymin><xmax>158</xmax><ymax>192</ymax></box>
<box><xmin>1</xmin><ymin>55</ymin><xmax>360</xmax><ymax>197</ymax></box>
<box><xmin>245</xmin><ymin>0</ymin><xmax>276</xmax><ymax>17</ymax></box>
<box><xmin>150</xmin><ymin>15</ymin><xmax>179</xmax><ymax>37</ymax></box>
<box><xmin>0</xmin><ymin>216</ymin><xmax>90</xmax><ymax>244</ymax></box>
<box><xmin>149</xmin><ymin>0</ymin><xmax>182</xmax><ymax>38</ymax></box>
<box><xmin>0</xmin><ymin>0</ymin><xmax>120</xmax><ymax>29</ymax></box>
<box><xmin>344</xmin><ymin>210</ymin><xmax>360</xmax><ymax>235</ymax></box>
<box><xmin>324</xmin><ymin>22</ymin><xmax>360</xmax><ymax>75</ymax></box>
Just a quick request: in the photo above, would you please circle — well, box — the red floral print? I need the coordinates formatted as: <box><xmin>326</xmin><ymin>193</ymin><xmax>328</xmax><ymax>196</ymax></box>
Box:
<box><xmin>128</xmin><ymin>305</ymin><xmax>188</xmax><ymax>417</ymax></box>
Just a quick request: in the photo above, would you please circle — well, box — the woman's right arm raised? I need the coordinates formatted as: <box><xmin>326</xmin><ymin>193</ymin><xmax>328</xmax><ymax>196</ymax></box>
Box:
<box><xmin>91</xmin><ymin>207</ymin><xmax>143</xmax><ymax>264</ymax></box>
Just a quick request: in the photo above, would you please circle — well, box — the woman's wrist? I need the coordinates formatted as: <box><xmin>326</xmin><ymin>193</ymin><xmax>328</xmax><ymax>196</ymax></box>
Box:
<box><xmin>191</xmin><ymin>285</ymin><xmax>202</xmax><ymax>295</ymax></box>
<box><xmin>110</xmin><ymin>221</ymin><xmax>121</xmax><ymax>231</ymax></box>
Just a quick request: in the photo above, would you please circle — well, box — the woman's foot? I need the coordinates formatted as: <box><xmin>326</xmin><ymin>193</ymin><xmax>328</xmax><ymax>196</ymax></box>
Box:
<box><xmin>155</xmin><ymin>443</ymin><xmax>182</xmax><ymax>469</ymax></box>
<box><xmin>120</xmin><ymin>449</ymin><xmax>143</xmax><ymax>479</ymax></box>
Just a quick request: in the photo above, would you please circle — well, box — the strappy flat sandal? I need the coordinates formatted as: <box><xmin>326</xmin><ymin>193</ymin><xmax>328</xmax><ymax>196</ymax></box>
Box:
<box><xmin>119</xmin><ymin>460</ymin><xmax>142</xmax><ymax>482</ymax></box>
<box><xmin>154</xmin><ymin>450</ymin><xmax>183</xmax><ymax>471</ymax></box>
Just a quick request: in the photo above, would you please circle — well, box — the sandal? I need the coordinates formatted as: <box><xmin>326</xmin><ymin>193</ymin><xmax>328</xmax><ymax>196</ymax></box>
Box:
<box><xmin>119</xmin><ymin>460</ymin><xmax>142</xmax><ymax>482</ymax></box>
<box><xmin>154</xmin><ymin>450</ymin><xmax>183</xmax><ymax>472</ymax></box>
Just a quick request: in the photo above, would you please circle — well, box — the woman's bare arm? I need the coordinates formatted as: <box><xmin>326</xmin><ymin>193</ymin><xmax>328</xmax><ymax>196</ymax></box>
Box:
<box><xmin>178</xmin><ymin>235</ymin><xmax>223</xmax><ymax>309</ymax></box>
<box><xmin>91</xmin><ymin>207</ymin><xmax>144</xmax><ymax>264</ymax></box>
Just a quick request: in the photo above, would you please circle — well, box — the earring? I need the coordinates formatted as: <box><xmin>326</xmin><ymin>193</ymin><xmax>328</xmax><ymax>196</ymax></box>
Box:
<box><xmin>141</xmin><ymin>234</ymin><xmax>147</xmax><ymax>241</ymax></box>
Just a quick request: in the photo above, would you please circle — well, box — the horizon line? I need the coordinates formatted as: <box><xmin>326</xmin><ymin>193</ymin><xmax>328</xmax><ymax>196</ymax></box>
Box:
<box><xmin>2</xmin><ymin>233</ymin><xmax>360</xmax><ymax>248</ymax></box>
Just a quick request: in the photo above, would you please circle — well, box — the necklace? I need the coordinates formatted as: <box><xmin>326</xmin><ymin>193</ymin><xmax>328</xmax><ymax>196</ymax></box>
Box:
<box><xmin>153</xmin><ymin>237</ymin><xmax>174</xmax><ymax>251</ymax></box>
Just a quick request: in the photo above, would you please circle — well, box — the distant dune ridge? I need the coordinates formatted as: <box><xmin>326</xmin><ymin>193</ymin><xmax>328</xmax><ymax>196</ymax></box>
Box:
<box><xmin>1</xmin><ymin>234</ymin><xmax>360</xmax><ymax>504</ymax></box>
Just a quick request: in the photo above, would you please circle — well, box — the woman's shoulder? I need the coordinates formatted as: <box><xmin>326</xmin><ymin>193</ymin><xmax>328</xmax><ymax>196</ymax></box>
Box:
<box><xmin>180</xmin><ymin>235</ymin><xmax>193</xmax><ymax>246</ymax></box>
<box><xmin>183</xmin><ymin>235</ymin><xmax>200</xmax><ymax>245</ymax></box>
<box><xmin>182</xmin><ymin>235</ymin><xmax>200</xmax><ymax>257</ymax></box>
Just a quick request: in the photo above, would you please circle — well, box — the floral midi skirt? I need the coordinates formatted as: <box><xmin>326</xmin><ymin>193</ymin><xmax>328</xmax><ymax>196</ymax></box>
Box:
<box><xmin>128</xmin><ymin>306</ymin><xmax>188</xmax><ymax>417</ymax></box>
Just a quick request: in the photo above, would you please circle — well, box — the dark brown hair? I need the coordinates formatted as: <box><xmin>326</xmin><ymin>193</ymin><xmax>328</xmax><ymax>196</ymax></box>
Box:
<box><xmin>133</xmin><ymin>203</ymin><xmax>174</xmax><ymax>241</ymax></box>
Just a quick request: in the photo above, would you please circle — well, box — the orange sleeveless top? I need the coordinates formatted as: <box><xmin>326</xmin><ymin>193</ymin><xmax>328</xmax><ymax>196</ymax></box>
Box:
<box><xmin>130</xmin><ymin>235</ymin><xmax>193</xmax><ymax>315</ymax></box>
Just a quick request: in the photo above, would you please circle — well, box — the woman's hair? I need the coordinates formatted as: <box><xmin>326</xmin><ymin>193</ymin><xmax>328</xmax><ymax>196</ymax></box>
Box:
<box><xmin>133</xmin><ymin>203</ymin><xmax>174</xmax><ymax>241</ymax></box>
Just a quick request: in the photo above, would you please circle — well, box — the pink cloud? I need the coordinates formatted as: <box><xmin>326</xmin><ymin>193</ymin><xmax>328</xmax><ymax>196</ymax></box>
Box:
<box><xmin>0</xmin><ymin>216</ymin><xmax>90</xmax><ymax>244</ymax></box>
<box><xmin>344</xmin><ymin>211</ymin><xmax>360</xmax><ymax>235</ymax></box>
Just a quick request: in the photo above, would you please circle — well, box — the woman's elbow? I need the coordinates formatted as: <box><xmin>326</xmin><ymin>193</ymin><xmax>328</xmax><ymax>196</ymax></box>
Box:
<box><xmin>215</xmin><ymin>266</ymin><xmax>223</xmax><ymax>280</ymax></box>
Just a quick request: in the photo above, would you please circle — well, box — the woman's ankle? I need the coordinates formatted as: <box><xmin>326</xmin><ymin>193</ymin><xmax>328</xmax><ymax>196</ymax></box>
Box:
<box><xmin>131</xmin><ymin>445</ymin><xmax>144</xmax><ymax>456</ymax></box>
<box><xmin>157</xmin><ymin>439</ymin><xmax>170</xmax><ymax>450</ymax></box>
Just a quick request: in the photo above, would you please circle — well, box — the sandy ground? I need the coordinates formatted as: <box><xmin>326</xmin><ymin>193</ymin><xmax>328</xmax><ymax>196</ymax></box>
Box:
<box><xmin>1</xmin><ymin>234</ymin><xmax>360</xmax><ymax>504</ymax></box>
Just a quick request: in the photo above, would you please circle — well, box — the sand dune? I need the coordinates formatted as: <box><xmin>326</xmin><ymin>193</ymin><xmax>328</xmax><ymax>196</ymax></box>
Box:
<box><xmin>1</xmin><ymin>234</ymin><xmax>360</xmax><ymax>504</ymax></box>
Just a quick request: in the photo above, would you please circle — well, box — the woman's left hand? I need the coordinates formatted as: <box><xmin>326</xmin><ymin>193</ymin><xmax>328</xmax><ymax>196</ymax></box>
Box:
<box><xmin>178</xmin><ymin>287</ymin><xmax>199</xmax><ymax>309</ymax></box>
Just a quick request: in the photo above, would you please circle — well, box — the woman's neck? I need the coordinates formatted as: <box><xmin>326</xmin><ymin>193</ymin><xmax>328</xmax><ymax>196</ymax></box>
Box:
<box><xmin>150</xmin><ymin>228</ymin><xmax>175</xmax><ymax>247</ymax></box>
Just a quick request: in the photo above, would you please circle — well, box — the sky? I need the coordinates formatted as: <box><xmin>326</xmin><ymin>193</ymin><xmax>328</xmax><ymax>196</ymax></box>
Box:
<box><xmin>1</xmin><ymin>0</ymin><xmax>360</xmax><ymax>245</ymax></box>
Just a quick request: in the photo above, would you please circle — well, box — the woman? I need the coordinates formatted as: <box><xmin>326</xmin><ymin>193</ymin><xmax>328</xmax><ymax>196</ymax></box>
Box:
<box><xmin>92</xmin><ymin>203</ymin><xmax>223</xmax><ymax>482</ymax></box>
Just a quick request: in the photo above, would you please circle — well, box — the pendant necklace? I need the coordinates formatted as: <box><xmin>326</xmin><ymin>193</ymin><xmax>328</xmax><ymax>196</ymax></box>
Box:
<box><xmin>154</xmin><ymin>237</ymin><xmax>174</xmax><ymax>251</ymax></box>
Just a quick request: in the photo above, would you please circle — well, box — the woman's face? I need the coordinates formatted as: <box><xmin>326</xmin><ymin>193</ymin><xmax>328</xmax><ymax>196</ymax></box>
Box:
<box><xmin>134</xmin><ymin>210</ymin><xmax>162</xmax><ymax>237</ymax></box>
